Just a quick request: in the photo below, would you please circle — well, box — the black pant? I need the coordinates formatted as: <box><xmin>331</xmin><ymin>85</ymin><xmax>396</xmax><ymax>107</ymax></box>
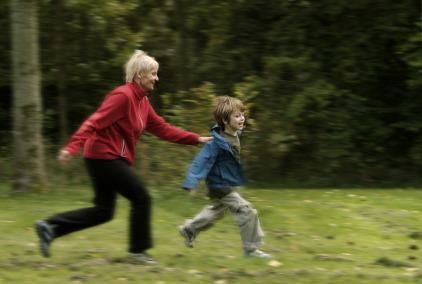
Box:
<box><xmin>47</xmin><ymin>158</ymin><xmax>152</xmax><ymax>253</ymax></box>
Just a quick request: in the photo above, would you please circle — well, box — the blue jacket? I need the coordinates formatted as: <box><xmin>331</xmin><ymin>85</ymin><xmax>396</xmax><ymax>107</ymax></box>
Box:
<box><xmin>183</xmin><ymin>125</ymin><xmax>247</xmax><ymax>190</ymax></box>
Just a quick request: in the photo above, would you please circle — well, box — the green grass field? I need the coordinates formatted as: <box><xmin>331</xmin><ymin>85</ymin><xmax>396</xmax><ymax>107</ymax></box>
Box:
<box><xmin>1</xmin><ymin>184</ymin><xmax>422</xmax><ymax>283</ymax></box>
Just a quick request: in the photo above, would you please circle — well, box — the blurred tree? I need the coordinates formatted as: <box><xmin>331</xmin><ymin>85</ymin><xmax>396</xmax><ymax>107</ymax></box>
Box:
<box><xmin>238</xmin><ymin>0</ymin><xmax>422</xmax><ymax>184</ymax></box>
<box><xmin>40</xmin><ymin>0</ymin><xmax>144</xmax><ymax>145</ymax></box>
<box><xmin>10</xmin><ymin>0</ymin><xmax>45</xmax><ymax>192</ymax></box>
<box><xmin>0</xmin><ymin>0</ymin><xmax>11</xmax><ymax>154</ymax></box>
<box><xmin>2</xmin><ymin>0</ymin><xmax>422</xmax><ymax>187</ymax></box>
<box><xmin>55</xmin><ymin>0</ymin><xmax>68</xmax><ymax>143</ymax></box>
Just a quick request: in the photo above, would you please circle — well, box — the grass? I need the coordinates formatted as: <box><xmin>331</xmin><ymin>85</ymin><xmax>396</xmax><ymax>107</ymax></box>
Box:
<box><xmin>1</xmin><ymin>184</ymin><xmax>422</xmax><ymax>283</ymax></box>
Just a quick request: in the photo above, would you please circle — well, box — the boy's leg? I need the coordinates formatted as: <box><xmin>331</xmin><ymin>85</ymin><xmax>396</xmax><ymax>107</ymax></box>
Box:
<box><xmin>182</xmin><ymin>199</ymin><xmax>228</xmax><ymax>241</ymax></box>
<box><xmin>220</xmin><ymin>192</ymin><xmax>265</xmax><ymax>252</ymax></box>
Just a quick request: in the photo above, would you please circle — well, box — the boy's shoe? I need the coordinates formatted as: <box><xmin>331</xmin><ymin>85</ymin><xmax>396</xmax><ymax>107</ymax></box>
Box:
<box><xmin>133</xmin><ymin>252</ymin><xmax>158</xmax><ymax>264</ymax></box>
<box><xmin>179</xmin><ymin>226</ymin><xmax>195</xmax><ymax>248</ymax></box>
<box><xmin>35</xmin><ymin>220</ymin><xmax>55</xmax><ymax>258</ymax></box>
<box><xmin>244</xmin><ymin>249</ymin><xmax>272</xmax><ymax>259</ymax></box>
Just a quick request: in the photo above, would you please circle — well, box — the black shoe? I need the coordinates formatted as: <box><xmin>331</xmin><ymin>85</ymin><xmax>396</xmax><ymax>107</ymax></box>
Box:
<box><xmin>35</xmin><ymin>220</ymin><xmax>54</xmax><ymax>258</ymax></box>
<box><xmin>133</xmin><ymin>252</ymin><xmax>158</xmax><ymax>264</ymax></box>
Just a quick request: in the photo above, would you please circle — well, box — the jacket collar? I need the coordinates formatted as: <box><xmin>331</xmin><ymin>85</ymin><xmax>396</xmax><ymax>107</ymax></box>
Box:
<box><xmin>127</xmin><ymin>81</ymin><xmax>148</xmax><ymax>100</ymax></box>
<box><xmin>210</xmin><ymin>125</ymin><xmax>242</xmax><ymax>136</ymax></box>
<box><xmin>210</xmin><ymin>125</ymin><xmax>241</xmax><ymax>152</ymax></box>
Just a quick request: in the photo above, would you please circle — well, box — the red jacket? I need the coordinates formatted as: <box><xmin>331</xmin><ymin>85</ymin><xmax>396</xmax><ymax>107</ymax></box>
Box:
<box><xmin>63</xmin><ymin>81</ymin><xmax>200</xmax><ymax>165</ymax></box>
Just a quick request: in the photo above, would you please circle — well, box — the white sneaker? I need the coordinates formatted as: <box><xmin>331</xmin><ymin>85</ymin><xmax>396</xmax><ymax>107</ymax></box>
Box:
<box><xmin>179</xmin><ymin>226</ymin><xmax>195</xmax><ymax>248</ymax></box>
<box><xmin>244</xmin><ymin>249</ymin><xmax>272</xmax><ymax>259</ymax></box>
<box><xmin>133</xmin><ymin>252</ymin><xmax>158</xmax><ymax>264</ymax></box>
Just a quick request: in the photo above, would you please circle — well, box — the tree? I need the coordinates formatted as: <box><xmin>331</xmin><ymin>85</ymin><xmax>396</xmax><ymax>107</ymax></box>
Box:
<box><xmin>10</xmin><ymin>0</ymin><xmax>45</xmax><ymax>192</ymax></box>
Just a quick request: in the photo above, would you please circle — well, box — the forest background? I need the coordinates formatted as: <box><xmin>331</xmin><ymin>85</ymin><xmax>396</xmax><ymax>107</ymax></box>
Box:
<box><xmin>1</xmin><ymin>0</ymin><xmax>422</xmax><ymax>189</ymax></box>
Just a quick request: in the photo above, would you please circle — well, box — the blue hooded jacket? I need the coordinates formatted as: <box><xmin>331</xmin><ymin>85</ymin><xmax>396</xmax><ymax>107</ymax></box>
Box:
<box><xmin>182</xmin><ymin>125</ymin><xmax>247</xmax><ymax>190</ymax></box>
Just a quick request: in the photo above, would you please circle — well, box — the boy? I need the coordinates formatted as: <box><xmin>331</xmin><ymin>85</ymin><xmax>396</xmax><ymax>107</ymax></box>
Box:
<box><xmin>178</xmin><ymin>96</ymin><xmax>271</xmax><ymax>259</ymax></box>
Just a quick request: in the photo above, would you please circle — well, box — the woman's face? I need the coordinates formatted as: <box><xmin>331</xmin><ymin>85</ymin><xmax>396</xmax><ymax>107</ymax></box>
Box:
<box><xmin>138</xmin><ymin>68</ymin><xmax>159</xmax><ymax>92</ymax></box>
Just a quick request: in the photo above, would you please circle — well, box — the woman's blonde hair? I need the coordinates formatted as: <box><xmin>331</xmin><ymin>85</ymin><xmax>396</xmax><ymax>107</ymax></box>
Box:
<box><xmin>212</xmin><ymin>96</ymin><xmax>245</xmax><ymax>129</ymax></box>
<box><xmin>125</xmin><ymin>50</ymin><xmax>159</xmax><ymax>83</ymax></box>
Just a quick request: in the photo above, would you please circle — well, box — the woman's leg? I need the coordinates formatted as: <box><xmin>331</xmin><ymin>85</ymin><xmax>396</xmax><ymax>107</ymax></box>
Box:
<box><xmin>94</xmin><ymin>159</ymin><xmax>152</xmax><ymax>253</ymax></box>
<box><xmin>46</xmin><ymin>159</ymin><xmax>118</xmax><ymax>238</ymax></box>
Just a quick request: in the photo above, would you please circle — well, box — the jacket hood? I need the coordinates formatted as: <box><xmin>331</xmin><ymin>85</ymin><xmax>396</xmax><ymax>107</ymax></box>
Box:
<box><xmin>210</xmin><ymin>125</ymin><xmax>242</xmax><ymax>153</ymax></box>
<box><xmin>182</xmin><ymin>124</ymin><xmax>246</xmax><ymax>190</ymax></box>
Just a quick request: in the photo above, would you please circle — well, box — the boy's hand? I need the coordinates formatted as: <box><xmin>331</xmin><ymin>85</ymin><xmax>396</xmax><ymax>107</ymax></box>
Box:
<box><xmin>188</xmin><ymin>189</ymin><xmax>196</xmax><ymax>196</ymax></box>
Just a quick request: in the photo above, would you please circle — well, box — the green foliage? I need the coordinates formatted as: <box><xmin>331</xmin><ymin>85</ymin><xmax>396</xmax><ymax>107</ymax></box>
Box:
<box><xmin>136</xmin><ymin>83</ymin><xmax>216</xmax><ymax>187</ymax></box>
<box><xmin>39</xmin><ymin>0</ymin><xmax>144</xmax><ymax>136</ymax></box>
<box><xmin>2</xmin><ymin>0</ymin><xmax>422</xmax><ymax>186</ymax></box>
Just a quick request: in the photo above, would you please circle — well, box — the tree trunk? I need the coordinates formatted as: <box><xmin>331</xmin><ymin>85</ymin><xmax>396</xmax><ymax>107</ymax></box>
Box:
<box><xmin>55</xmin><ymin>0</ymin><xmax>68</xmax><ymax>144</ymax></box>
<box><xmin>10</xmin><ymin>0</ymin><xmax>46</xmax><ymax>192</ymax></box>
<box><xmin>175</xmin><ymin>0</ymin><xmax>190</xmax><ymax>91</ymax></box>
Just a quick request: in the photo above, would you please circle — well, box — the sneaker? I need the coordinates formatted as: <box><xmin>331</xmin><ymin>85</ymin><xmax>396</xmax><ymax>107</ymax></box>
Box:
<box><xmin>179</xmin><ymin>226</ymin><xmax>195</xmax><ymax>248</ymax></box>
<box><xmin>134</xmin><ymin>252</ymin><xmax>158</xmax><ymax>264</ymax></box>
<box><xmin>244</xmin><ymin>249</ymin><xmax>272</xmax><ymax>259</ymax></box>
<box><xmin>35</xmin><ymin>220</ymin><xmax>55</xmax><ymax>258</ymax></box>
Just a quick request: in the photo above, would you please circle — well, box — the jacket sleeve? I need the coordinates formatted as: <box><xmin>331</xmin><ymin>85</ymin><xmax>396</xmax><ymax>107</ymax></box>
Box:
<box><xmin>62</xmin><ymin>92</ymin><xmax>128</xmax><ymax>156</ymax></box>
<box><xmin>145</xmin><ymin>104</ymin><xmax>200</xmax><ymax>145</ymax></box>
<box><xmin>182</xmin><ymin>141</ymin><xmax>219</xmax><ymax>190</ymax></box>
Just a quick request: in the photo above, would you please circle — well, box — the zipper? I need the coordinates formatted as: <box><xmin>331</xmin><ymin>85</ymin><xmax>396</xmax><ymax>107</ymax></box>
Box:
<box><xmin>138</xmin><ymin>100</ymin><xmax>144</xmax><ymax>131</ymax></box>
<box><xmin>121</xmin><ymin>139</ymin><xmax>127</xmax><ymax>157</ymax></box>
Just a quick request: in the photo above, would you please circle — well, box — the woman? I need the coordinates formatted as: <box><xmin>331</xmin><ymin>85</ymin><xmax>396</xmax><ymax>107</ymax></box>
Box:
<box><xmin>35</xmin><ymin>50</ymin><xmax>212</xmax><ymax>264</ymax></box>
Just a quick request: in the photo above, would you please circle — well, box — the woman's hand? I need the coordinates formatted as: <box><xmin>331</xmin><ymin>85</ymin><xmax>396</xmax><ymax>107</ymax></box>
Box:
<box><xmin>58</xmin><ymin>150</ymin><xmax>72</xmax><ymax>165</ymax></box>
<box><xmin>197</xmin><ymin>136</ymin><xmax>213</xmax><ymax>144</ymax></box>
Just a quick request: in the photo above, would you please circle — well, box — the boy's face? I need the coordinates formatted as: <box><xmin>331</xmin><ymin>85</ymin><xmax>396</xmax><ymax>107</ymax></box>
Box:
<box><xmin>224</xmin><ymin>109</ymin><xmax>245</xmax><ymax>134</ymax></box>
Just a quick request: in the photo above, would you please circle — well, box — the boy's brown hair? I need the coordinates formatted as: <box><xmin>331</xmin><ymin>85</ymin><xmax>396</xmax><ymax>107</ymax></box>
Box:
<box><xmin>212</xmin><ymin>96</ymin><xmax>244</xmax><ymax>129</ymax></box>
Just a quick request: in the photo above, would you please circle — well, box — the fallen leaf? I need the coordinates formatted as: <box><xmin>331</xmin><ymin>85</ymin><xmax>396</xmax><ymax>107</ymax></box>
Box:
<box><xmin>289</xmin><ymin>246</ymin><xmax>299</xmax><ymax>251</ymax></box>
<box><xmin>268</xmin><ymin>260</ymin><xmax>283</xmax><ymax>267</ymax></box>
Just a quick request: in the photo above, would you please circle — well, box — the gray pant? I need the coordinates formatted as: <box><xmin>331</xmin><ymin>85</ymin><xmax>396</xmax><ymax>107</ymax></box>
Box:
<box><xmin>184</xmin><ymin>191</ymin><xmax>264</xmax><ymax>251</ymax></box>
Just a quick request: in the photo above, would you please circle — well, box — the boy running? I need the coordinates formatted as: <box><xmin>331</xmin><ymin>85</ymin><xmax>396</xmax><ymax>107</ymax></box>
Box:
<box><xmin>179</xmin><ymin>96</ymin><xmax>271</xmax><ymax>259</ymax></box>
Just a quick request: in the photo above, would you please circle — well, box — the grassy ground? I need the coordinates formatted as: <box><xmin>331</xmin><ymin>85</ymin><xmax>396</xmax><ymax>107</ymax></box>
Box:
<box><xmin>1</xmin><ymin>184</ymin><xmax>422</xmax><ymax>283</ymax></box>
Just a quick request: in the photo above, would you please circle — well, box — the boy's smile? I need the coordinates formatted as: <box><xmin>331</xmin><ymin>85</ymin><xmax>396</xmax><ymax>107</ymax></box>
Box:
<box><xmin>224</xmin><ymin>110</ymin><xmax>245</xmax><ymax>136</ymax></box>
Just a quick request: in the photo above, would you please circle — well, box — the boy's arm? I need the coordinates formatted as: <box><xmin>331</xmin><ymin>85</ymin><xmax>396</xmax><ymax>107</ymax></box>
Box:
<box><xmin>182</xmin><ymin>142</ymin><xmax>218</xmax><ymax>191</ymax></box>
